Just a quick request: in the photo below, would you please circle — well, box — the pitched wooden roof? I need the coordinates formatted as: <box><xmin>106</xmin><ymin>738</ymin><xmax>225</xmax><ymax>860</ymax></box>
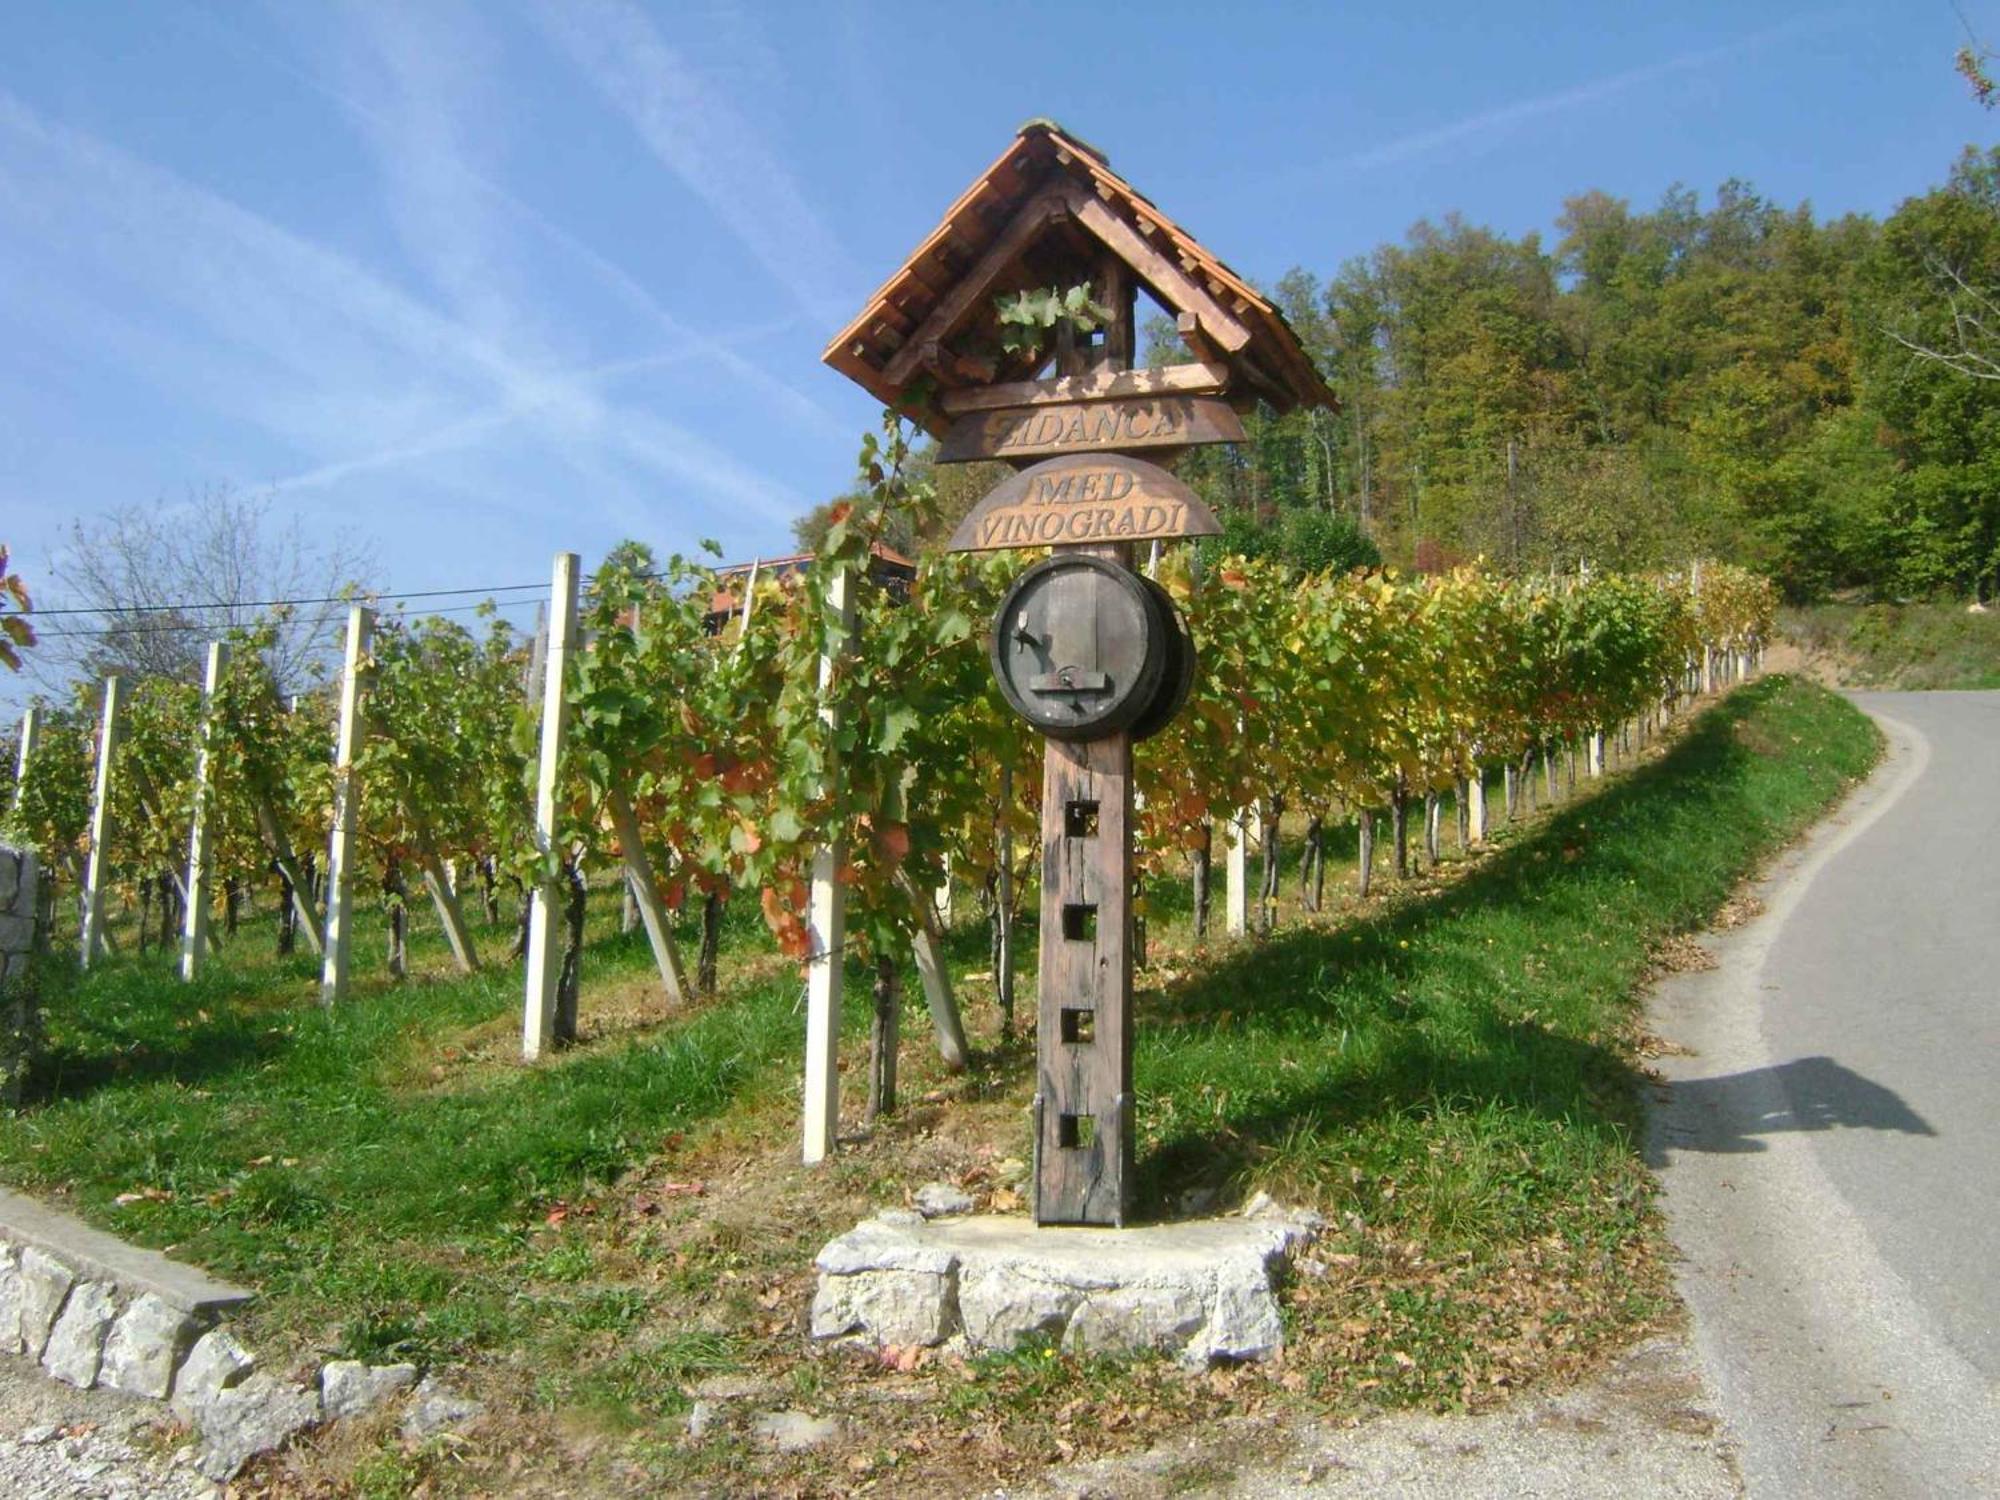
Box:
<box><xmin>824</xmin><ymin>120</ymin><xmax>1335</xmax><ymax>430</ymax></box>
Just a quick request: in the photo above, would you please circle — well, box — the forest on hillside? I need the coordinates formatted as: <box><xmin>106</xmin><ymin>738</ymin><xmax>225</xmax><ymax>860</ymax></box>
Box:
<box><xmin>1186</xmin><ymin>143</ymin><xmax>2000</xmax><ymax>604</ymax></box>
<box><xmin>809</xmin><ymin>146</ymin><xmax>2000</xmax><ymax>604</ymax></box>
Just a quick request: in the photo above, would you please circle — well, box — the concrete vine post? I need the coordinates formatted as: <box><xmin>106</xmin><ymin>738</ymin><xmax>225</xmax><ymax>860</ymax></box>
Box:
<box><xmin>13</xmin><ymin>706</ymin><xmax>37</xmax><ymax>796</ymax></box>
<box><xmin>802</xmin><ymin>565</ymin><xmax>855</xmax><ymax>1166</ymax></box>
<box><xmin>1225</xmin><ymin>805</ymin><xmax>1250</xmax><ymax>937</ymax></box>
<box><xmin>522</xmin><ymin>553</ymin><xmax>580</xmax><ymax>1061</ymax></box>
<box><xmin>180</xmin><ymin>641</ymin><xmax>230</xmax><ymax>982</ymax></box>
<box><xmin>79</xmin><ymin>675</ymin><xmax>127</xmax><ymax>968</ymax></box>
<box><xmin>320</xmin><ymin>607</ymin><xmax>375</xmax><ymax>1007</ymax></box>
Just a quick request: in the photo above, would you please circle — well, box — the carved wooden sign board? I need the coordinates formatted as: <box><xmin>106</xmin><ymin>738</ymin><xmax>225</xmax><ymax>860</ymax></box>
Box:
<box><xmin>823</xmin><ymin>120</ymin><xmax>1336</xmax><ymax>1229</ymax></box>
<box><xmin>946</xmin><ymin>453</ymin><xmax>1221</xmax><ymax>553</ymax></box>
<box><xmin>937</xmin><ymin>394</ymin><xmax>1243</xmax><ymax>465</ymax></box>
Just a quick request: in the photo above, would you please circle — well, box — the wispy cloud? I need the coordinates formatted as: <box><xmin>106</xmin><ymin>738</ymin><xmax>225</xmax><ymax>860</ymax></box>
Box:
<box><xmin>0</xmin><ymin>85</ymin><xmax>807</xmax><ymax>531</ymax></box>
<box><xmin>528</xmin><ymin>0</ymin><xmax>858</xmax><ymax>323</ymax></box>
<box><xmin>209</xmin><ymin>0</ymin><xmax>845</xmax><ymax>444</ymax></box>
<box><xmin>1307</xmin><ymin>12</ymin><xmax>1851</xmax><ymax>180</ymax></box>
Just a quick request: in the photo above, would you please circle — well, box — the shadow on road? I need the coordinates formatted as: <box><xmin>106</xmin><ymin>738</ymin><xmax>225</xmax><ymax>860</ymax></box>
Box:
<box><xmin>1650</xmin><ymin>1055</ymin><xmax>1936</xmax><ymax>1158</ymax></box>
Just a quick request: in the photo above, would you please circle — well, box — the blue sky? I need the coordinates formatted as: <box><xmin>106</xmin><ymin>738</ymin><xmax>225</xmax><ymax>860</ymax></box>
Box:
<box><xmin>2</xmin><ymin>0</ymin><xmax>1995</xmax><ymax>707</ymax></box>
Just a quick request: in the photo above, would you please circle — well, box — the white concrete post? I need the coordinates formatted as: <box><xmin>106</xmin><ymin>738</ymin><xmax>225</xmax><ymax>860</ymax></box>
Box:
<box><xmin>13</xmin><ymin>706</ymin><xmax>37</xmax><ymax>794</ymax></box>
<box><xmin>1225</xmin><ymin>805</ymin><xmax>1250</xmax><ymax>937</ymax></box>
<box><xmin>523</xmin><ymin>553</ymin><xmax>580</xmax><ymax>1061</ymax></box>
<box><xmin>1587</xmin><ymin>730</ymin><xmax>1605</xmax><ymax>778</ymax></box>
<box><xmin>180</xmin><ymin>642</ymin><xmax>230</xmax><ymax>982</ymax></box>
<box><xmin>1468</xmin><ymin>764</ymin><xmax>1487</xmax><ymax>845</ymax></box>
<box><xmin>803</xmin><ymin>566</ymin><xmax>855</xmax><ymax>1165</ymax></box>
<box><xmin>321</xmin><ymin>607</ymin><xmax>375</xmax><ymax>1007</ymax></box>
<box><xmin>79</xmin><ymin>676</ymin><xmax>127</xmax><ymax>968</ymax></box>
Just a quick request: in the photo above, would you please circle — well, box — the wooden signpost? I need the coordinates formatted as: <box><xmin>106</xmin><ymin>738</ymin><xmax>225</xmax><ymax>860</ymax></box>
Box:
<box><xmin>824</xmin><ymin>120</ymin><xmax>1336</xmax><ymax>1224</ymax></box>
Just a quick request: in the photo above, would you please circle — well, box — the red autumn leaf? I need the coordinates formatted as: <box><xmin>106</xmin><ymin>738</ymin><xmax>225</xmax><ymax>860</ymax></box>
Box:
<box><xmin>760</xmin><ymin>884</ymin><xmax>788</xmax><ymax>930</ymax></box>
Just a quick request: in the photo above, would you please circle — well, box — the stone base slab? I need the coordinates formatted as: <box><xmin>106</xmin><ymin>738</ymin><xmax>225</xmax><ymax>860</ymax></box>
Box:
<box><xmin>811</xmin><ymin>1197</ymin><xmax>1320</xmax><ymax>1365</ymax></box>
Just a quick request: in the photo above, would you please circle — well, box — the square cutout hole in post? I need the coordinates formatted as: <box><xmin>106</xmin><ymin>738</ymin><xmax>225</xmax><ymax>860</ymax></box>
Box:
<box><xmin>1064</xmin><ymin>800</ymin><xmax>1100</xmax><ymax>839</ymax></box>
<box><xmin>1057</xmin><ymin>1113</ymin><xmax>1096</xmax><ymax>1150</ymax></box>
<box><xmin>1061</xmin><ymin>903</ymin><xmax>1097</xmax><ymax>942</ymax></box>
<box><xmin>1060</xmin><ymin>1007</ymin><xmax>1095</xmax><ymax>1044</ymax></box>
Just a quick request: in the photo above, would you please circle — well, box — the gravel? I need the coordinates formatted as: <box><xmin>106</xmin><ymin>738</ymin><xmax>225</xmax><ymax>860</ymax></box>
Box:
<box><xmin>0</xmin><ymin>1350</ymin><xmax>217</xmax><ymax>1500</ymax></box>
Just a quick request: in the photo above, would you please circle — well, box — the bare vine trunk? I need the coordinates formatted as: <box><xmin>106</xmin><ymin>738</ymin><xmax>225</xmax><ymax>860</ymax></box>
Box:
<box><xmin>1257</xmin><ymin>798</ymin><xmax>1282</xmax><ymax>934</ymax></box>
<box><xmin>698</xmin><ymin>888</ymin><xmax>725</xmax><ymax>997</ymax></box>
<box><xmin>384</xmin><ymin>856</ymin><xmax>409</xmax><ymax>980</ymax></box>
<box><xmin>869</xmin><ymin>952</ymin><xmax>899</xmax><ymax>1120</ymax></box>
<box><xmin>1192</xmin><ymin>826</ymin><xmax>1212</xmax><ymax>940</ymax></box>
<box><xmin>553</xmin><ymin>861</ymin><xmax>586</xmax><ymax>1046</ymax></box>
<box><xmin>277</xmin><ymin>864</ymin><xmax>297</xmax><ymax>956</ymax></box>
<box><xmin>1301</xmin><ymin>815</ymin><xmax>1324</xmax><ymax>913</ymax></box>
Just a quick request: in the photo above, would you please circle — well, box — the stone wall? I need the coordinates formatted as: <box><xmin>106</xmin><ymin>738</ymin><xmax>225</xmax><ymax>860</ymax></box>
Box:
<box><xmin>0</xmin><ymin>842</ymin><xmax>39</xmax><ymax>1107</ymax></box>
<box><xmin>0</xmin><ymin>1185</ymin><xmax>484</xmax><ymax>1479</ymax></box>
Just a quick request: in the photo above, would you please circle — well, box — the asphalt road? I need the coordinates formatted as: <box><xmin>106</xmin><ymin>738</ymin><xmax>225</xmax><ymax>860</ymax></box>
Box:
<box><xmin>1650</xmin><ymin>690</ymin><xmax>2000</xmax><ymax>1499</ymax></box>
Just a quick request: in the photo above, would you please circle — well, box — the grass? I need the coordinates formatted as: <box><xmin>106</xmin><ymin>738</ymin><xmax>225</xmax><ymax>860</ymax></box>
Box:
<box><xmin>1783</xmin><ymin>600</ymin><xmax>2000</xmax><ymax>689</ymax></box>
<box><xmin>3</xmin><ymin>898</ymin><xmax>806</xmax><ymax>1373</ymax></box>
<box><xmin>0</xmin><ymin>677</ymin><xmax>1880</xmax><ymax>1496</ymax></box>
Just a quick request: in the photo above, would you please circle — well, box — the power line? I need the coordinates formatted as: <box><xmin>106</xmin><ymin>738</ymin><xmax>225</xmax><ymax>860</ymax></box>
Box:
<box><xmin>25</xmin><ymin>561</ymin><xmax>728</xmax><ymax>641</ymax></box>
<box><xmin>27</xmin><ymin>597</ymin><xmax>547</xmax><ymax>641</ymax></box>
<box><xmin>30</xmin><ymin>580</ymin><xmax>550</xmax><ymax>618</ymax></box>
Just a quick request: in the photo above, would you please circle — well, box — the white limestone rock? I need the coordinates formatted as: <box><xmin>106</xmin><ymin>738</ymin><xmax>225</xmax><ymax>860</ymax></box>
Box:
<box><xmin>101</xmin><ymin>1292</ymin><xmax>199</xmax><ymax>1400</ymax></box>
<box><xmin>171</xmin><ymin>1327</ymin><xmax>256</xmax><ymax>1421</ymax></box>
<box><xmin>16</xmin><ymin>1247</ymin><xmax>75</xmax><ymax>1360</ymax></box>
<box><xmin>956</xmin><ymin>1262</ymin><xmax>1081</xmax><ymax>1349</ymax></box>
<box><xmin>0</xmin><ymin>1242</ymin><xmax>23</xmax><ymax>1356</ymax></box>
<box><xmin>42</xmin><ymin>1280</ymin><xmax>118</xmax><ymax>1387</ymax></box>
<box><xmin>320</xmin><ymin>1359</ymin><xmax>419</xmax><ymax>1422</ymax></box>
<box><xmin>751</xmin><ymin>1409</ymin><xmax>839</xmax><ymax>1452</ymax></box>
<box><xmin>195</xmin><ymin>1373</ymin><xmax>320</xmax><ymax>1481</ymax></box>
<box><xmin>1065</xmin><ymin>1281</ymin><xmax>1209</xmax><ymax>1357</ymax></box>
<box><xmin>912</xmin><ymin>1182</ymin><xmax>975</xmax><ymax>1219</ymax></box>
<box><xmin>810</xmin><ymin>1268</ymin><xmax>958</xmax><ymax>1346</ymax></box>
<box><xmin>400</xmin><ymin>1375</ymin><xmax>484</xmax><ymax>1440</ymax></box>
<box><xmin>1194</xmin><ymin>1253</ymin><xmax>1288</xmax><ymax>1364</ymax></box>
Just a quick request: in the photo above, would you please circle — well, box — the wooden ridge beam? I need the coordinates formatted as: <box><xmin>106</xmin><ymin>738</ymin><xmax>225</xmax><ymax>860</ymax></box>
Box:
<box><xmin>939</xmin><ymin>361</ymin><xmax>1230</xmax><ymax>414</ymax></box>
